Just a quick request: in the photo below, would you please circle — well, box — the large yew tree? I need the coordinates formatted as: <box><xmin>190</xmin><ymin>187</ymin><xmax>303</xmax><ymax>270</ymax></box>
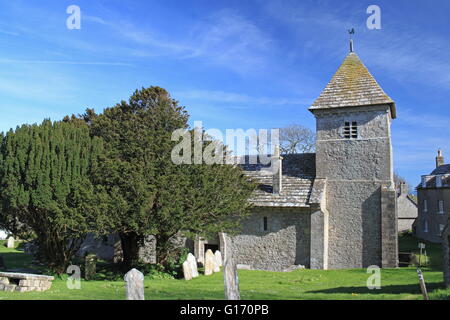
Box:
<box><xmin>0</xmin><ymin>119</ymin><xmax>103</xmax><ymax>273</ymax></box>
<box><xmin>84</xmin><ymin>86</ymin><xmax>255</xmax><ymax>270</ymax></box>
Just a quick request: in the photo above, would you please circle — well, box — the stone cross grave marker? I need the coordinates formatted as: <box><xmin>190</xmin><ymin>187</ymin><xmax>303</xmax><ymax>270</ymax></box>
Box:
<box><xmin>187</xmin><ymin>253</ymin><xmax>199</xmax><ymax>278</ymax></box>
<box><xmin>124</xmin><ymin>268</ymin><xmax>144</xmax><ymax>300</ymax></box>
<box><xmin>204</xmin><ymin>249</ymin><xmax>215</xmax><ymax>276</ymax></box>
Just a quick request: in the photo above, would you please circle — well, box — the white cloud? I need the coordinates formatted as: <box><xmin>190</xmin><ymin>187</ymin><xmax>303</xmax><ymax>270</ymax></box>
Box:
<box><xmin>84</xmin><ymin>9</ymin><xmax>275</xmax><ymax>74</ymax></box>
<box><xmin>176</xmin><ymin>89</ymin><xmax>312</xmax><ymax>106</ymax></box>
<box><xmin>0</xmin><ymin>59</ymin><xmax>132</xmax><ymax>66</ymax></box>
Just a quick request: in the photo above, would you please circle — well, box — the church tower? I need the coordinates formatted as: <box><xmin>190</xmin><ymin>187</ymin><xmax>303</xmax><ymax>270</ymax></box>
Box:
<box><xmin>309</xmin><ymin>48</ymin><xmax>398</xmax><ymax>268</ymax></box>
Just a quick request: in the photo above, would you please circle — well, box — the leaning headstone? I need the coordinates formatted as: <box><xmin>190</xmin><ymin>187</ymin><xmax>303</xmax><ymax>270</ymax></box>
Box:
<box><xmin>182</xmin><ymin>260</ymin><xmax>192</xmax><ymax>281</ymax></box>
<box><xmin>6</xmin><ymin>236</ymin><xmax>14</xmax><ymax>249</ymax></box>
<box><xmin>214</xmin><ymin>250</ymin><xmax>223</xmax><ymax>267</ymax></box>
<box><xmin>84</xmin><ymin>253</ymin><xmax>97</xmax><ymax>280</ymax></box>
<box><xmin>124</xmin><ymin>268</ymin><xmax>144</xmax><ymax>300</ymax></box>
<box><xmin>204</xmin><ymin>249</ymin><xmax>215</xmax><ymax>276</ymax></box>
<box><xmin>219</xmin><ymin>232</ymin><xmax>240</xmax><ymax>300</ymax></box>
<box><xmin>187</xmin><ymin>253</ymin><xmax>199</xmax><ymax>278</ymax></box>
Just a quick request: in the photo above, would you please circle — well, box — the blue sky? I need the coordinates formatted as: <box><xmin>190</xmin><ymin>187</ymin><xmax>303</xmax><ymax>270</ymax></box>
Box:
<box><xmin>0</xmin><ymin>0</ymin><xmax>449</xmax><ymax>187</ymax></box>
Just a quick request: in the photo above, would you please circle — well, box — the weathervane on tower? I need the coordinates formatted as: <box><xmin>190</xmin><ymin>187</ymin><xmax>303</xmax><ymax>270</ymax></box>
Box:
<box><xmin>348</xmin><ymin>28</ymin><xmax>355</xmax><ymax>52</ymax></box>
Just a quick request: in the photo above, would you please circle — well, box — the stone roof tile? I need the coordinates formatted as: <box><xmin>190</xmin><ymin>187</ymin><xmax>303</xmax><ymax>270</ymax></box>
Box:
<box><xmin>238</xmin><ymin>153</ymin><xmax>316</xmax><ymax>207</ymax></box>
<box><xmin>309</xmin><ymin>52</ymin><xmax>396</xmax><ymax>118</ymax></box>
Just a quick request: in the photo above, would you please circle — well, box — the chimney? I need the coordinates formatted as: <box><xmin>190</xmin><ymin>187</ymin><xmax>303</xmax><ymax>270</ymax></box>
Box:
<box><xmin>399</xmin><ymin>182</ymin><xmax>408</xmax><ymax>196</ymax></box>
<box><xmin>272</xmin><ymin>146</ymin><xmax>283</xmax><ymax>194</ymax></box>
<box><xmin>436</xmin><ymin>149</ymin><xmax>444</xmax><ymax>168</ymax></box>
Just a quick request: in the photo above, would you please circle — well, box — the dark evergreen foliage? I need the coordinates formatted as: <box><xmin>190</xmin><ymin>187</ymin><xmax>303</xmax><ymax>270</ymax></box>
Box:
<box><xmin>84</xmin><ymin>86</ymin><xmax>255</xmax><ymax>270</ymax></box>
<box><xmin>0</xmin><ymin>120</ymin><xmax>103</xmax><ymax>273</ymax></box>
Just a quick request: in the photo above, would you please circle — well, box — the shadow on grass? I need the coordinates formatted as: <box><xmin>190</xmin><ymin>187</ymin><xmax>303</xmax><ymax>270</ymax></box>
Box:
<box><xmin>306</xmin><ymin>282</ymin><xmax>445</xmax><ymax>295</ymax></box>
<box><xmin>0</xmin><ymin>252</ymin><xmax>39</xmax><ymax>273</ymax></box>
<box><xmin>399</xmin><ymin>233</ymin><xmax>444</xmax><ymax>271</ymax></box>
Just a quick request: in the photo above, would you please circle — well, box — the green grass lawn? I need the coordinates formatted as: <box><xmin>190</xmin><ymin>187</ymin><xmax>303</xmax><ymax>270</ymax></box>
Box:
<box><xmin>0</xmin><ymin>236</ymin><xmax>449</xmax><ymax>300</ymax></box>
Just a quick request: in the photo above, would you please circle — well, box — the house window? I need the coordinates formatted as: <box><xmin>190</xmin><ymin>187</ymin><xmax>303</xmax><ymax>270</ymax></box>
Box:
<box><xmin>421</xmin><ymin>176</ymin><xmax>427</xmax><ymax>188</ymax></box>
<box><xmin>438</xmin><ymin>200</ymin><xmax>444</xmax><ymax>214</ymax></box>
<box><xmin>436</xmin><ymin>175</ymin><xmax>442</xmax><ymax>188</ymax></box>
<box><xmin>343</xmin><ymin>121</ymin><xmax>358</xmax><ymax>139</ymax></box>
<box><xmin>263</xmin><ymin>216</ymin><xmax>268</xmax><ymax>231</ymax></box>
<box><xmin>439</xmin><ymin>224</ymin><xmax>445</xmax><ymax>236</ymax></box>
<box><xmin>424</xmin><ymin>221</ymin><xmax>428</xmax><ymax>233</ymax></box>
<box><xmin>423</xmin><ymin>200</ymin><xmax>428</xmax><ymax>213</ymax></box>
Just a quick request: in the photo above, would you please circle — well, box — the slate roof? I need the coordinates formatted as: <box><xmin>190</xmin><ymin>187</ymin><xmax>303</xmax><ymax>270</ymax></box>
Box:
<box><xmin>309</xmin><ymin>52</ymin><xmax>396</xmax><ymax>118</ymax></box>
<box><xmin>431</xmin><ymin>164</ymin><xmax>450</xmax><ymax>175</ymax></box>
<box><xmin>238</xmin><ymin>154</ymin><xmax>316</xmax><ymax>207</ymax></box>
<box><xmin>417</xmin><ymin>169</ymin><xmax>450</xmax><ymax>189</ymax></box>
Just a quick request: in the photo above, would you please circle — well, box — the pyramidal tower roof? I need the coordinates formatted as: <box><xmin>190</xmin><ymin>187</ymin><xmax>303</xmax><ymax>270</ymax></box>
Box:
<box><xmin>309</xmin><ymin>52</ymin><xmax>396</xmax><ymax>118</ymax></box>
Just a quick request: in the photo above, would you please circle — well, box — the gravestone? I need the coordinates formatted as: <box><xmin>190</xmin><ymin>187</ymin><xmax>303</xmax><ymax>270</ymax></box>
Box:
<box><xmin>187</xmin><ymin>253</ymin><xmax>199</xmax><ymax>278</ymax></box>
<box><xmin>124</xmin><ymin>268</ymin><xmax>144</xmax><ymax>300</ymax></box>
<box><xmin>214</xmin><ymin>250</ymin><xmax>223</xmax><ymax>267</ymax></box>
<box><xmin>182</xmin><ymin>260</ymin><xmax>192</xmax><ymax>281</ymax></box>
<box><xmin>213</xmin><ymin>251</ymin><xmax>221</xmax><ymax>273</ymax></box>
<box><xmin>6</xmin><ymin>236</ymin><xmax>14</xmax><ymax>249</ymax></box>
<box><xmin>219</xmin><ymin>232</ymin><xmax>240</xmax><ymax>300</ymax></box>
<box><xmin>204</xmin><ymin>249</ymin><xmax>215</xmax><ymax>276</ymax></box>
<box><xmin>84</xmin><ymin>253</ymin><xmax>97</xmax><ymax>280</ymax></box>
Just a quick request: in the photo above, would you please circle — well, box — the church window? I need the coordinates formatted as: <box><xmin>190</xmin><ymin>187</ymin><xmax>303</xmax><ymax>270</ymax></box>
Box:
<box><xmin>263</xmin><ymin>216</ymin><xmax>268</xmax><ymax>231</ymax></box>
<box><xmin>423</xmin><ymin>200</ymin><xmax>428</xmax><ymax>213</ymax></box>
<box><xmin>423</xmin><ymin>221</ymin><xmax>428</xmax><ymax>233</ymax></box>
<box><xmin>438</xmin><ymin>200</ymin><xmax>444</xmax><ymax>214</ymax></box>
<box><xmin>343</xmin><ymin>121</ymin><xmax>358</xmax><ymax>139</ymax></box>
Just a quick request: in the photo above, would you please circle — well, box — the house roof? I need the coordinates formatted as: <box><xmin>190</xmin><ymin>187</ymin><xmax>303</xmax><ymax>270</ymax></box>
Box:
<box><xmin>309</xmin><ymin>52</ymin><xmax>396</xmax><ymax>118</ymax></box>
<box><xmin>238</xmin><ymin>153</ymin><xmax>316</xmax><ymax>207</ymax></box>
<box><xmin>431</xmin><ymin>164</ymin><xmax>450</xmax><ymax>175</ymax></box>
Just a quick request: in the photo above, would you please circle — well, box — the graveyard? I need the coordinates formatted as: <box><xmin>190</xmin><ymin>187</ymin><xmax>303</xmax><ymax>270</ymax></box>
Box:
<box><xmin>0</xmin><ymin>236</ymin><xmax>449</xmax><ymax>300</ymax></box>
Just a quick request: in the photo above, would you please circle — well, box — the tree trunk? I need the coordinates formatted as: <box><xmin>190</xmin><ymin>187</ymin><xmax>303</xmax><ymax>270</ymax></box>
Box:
<box><xmin>119</xmin><ymin>232</ymin><xmax>141</xmax><ymax>271</ymax></box>
<box><xmin>36</xmin><ymin>233</ymin><xmax>83</xmax><ymax>275</ymax></box>
<box><xmin>155</xmin><ymin>234</ymin><xmax>174</xmax><ymax>267</ymax></box>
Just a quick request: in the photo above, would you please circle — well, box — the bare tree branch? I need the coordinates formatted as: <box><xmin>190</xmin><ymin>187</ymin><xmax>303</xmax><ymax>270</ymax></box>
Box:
<box><xmin>279</xmin><ymin>124</ymin><xmax>315</xmax><ymax>154</ymax></box>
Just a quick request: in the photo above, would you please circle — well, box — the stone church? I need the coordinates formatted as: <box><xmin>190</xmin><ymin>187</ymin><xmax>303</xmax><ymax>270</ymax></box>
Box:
<box><xmin>197</xmin><ymin>47</ymin><xmax>399</xmax><ymax>271</ymax></box>
<box><xmin>79</xmin><ymin>46</ymin><xmax>399</xmax><ymax>271</ymax></box>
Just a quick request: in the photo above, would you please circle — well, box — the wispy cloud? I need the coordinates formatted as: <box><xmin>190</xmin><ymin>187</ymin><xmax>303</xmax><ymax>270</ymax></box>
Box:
<box><xmin>84</xmin><ymin>9</ymin><xmax>275</xmax><ymax>73</ymax></box>
<box><xmin>0</xmin><ymin>59</ymin><xmax>132</xmax><ymax>66</ymax></box>
<box><xmin>176</xmin><ymin>89</ymin><xmax>312</xmax><ymax>106</ymax></box>
<box><xmin>186</xmin><ymin>9</ymin><xmax>275</xmax><ymax>72</ymax></box>
<box><xmin>262</xmin><ymin>1</ymin><xmax>450</xmax><ymax>90</ymax></box>
<box><xmin>399</xmin><ymin>108</ymin><xmax>450</xmax><ymax>131</ymax></box>
<box><xmin>0</xmin><ymin>28</ymin><xmax>19</xmax><ymax>36</ymax></box>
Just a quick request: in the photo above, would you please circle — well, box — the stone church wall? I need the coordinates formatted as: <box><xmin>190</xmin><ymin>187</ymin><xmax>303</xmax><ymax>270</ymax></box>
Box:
<box><xmin>314</xmin><ymin>105</ymin><xmax>396</xmax><ymax>269</ymax></box>
<box><xmin>231</xmin><ymin>207</ymin><xmax>311</xmax><ymax>271</ymax></box>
